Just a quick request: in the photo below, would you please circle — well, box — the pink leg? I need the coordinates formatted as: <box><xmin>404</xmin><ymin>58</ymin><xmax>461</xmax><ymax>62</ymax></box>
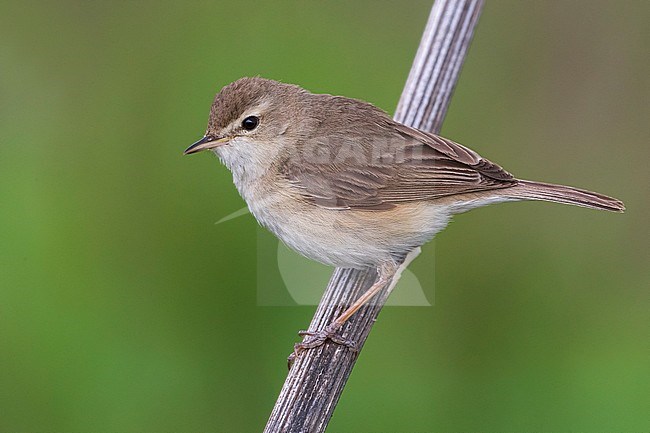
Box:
<box><xmin>288</xmin><ymin>262</ymin><xmax>397</xmax><ymax>367</ymax></box>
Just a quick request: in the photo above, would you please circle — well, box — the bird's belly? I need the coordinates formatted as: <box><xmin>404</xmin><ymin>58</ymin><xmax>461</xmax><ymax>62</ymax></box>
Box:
<box><xmin>248</xmin><ymin>193</ymin><xmax>452</xmax><ymax>269</ymax></box>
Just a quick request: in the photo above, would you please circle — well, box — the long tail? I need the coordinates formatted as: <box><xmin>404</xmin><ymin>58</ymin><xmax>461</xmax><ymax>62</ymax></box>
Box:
<box><xmin>503</xmin><ymin>180</ymin><xmax>625</xmax><ymax>212</ymax></box>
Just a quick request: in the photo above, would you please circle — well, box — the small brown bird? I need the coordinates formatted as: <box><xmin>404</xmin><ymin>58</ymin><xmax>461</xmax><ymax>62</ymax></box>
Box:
<box><xmin>185</xmin><ymin>77</ymin><xmax>624</xmax><ymax>359</ymax></box>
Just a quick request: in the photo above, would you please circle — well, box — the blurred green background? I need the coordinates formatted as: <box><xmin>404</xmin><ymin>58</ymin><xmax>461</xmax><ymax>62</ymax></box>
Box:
<box><xmin>1</xmin><ymin>1</ymin><xmax>648</xmax><ymax>432</ymax></box>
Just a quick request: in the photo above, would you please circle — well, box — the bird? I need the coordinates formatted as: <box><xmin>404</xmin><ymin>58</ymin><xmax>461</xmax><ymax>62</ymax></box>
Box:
<box><xmin>184</xmin><ymin>76</ymin><xmax>624</xmax><ymax>361</ymax></box>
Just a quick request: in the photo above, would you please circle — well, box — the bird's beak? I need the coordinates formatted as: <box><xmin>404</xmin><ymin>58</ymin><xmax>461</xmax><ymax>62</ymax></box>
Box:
<box><xmin>183</xmin><ymin>135</ymin><xmax>230</xmax><ymax>155</ymax></box>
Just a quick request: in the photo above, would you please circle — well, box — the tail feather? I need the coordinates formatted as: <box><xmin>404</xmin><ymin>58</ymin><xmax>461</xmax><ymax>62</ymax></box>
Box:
<box><xmin>504</xmin><ymin>180</ymin><xmax>625</xmax><ymax>212</ymax></box>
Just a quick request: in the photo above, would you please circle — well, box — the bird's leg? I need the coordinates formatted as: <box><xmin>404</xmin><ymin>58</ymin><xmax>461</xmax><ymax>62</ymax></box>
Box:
<box><xmin>288</xmin><ymin>261</ymin><xmax>397</xmax><ymax>367</ymax></box>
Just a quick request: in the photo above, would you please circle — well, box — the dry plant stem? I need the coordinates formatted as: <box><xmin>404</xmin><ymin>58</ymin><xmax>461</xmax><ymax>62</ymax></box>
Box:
<box><xmin>263</xmin><ymin>1</ymin><xmax>485</xmax><ymax>432</ymax></box>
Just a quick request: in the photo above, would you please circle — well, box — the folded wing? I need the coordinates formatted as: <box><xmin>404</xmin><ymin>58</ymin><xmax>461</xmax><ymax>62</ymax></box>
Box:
<box><xmin>283</xmin><ymin>122</ymin><xmax>518</xmax><ymax>210</ymax></box>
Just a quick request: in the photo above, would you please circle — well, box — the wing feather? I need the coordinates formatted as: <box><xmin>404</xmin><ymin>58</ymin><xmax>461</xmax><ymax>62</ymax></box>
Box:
<box><xmin>283</xmin><ymin>121</ymin><xmax>517</xmax><ymax>210</ymax></box>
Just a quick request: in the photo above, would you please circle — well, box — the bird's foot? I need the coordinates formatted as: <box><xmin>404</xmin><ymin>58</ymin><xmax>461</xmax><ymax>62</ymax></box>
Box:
<box><xmin>287</xmin><ymin>323</ymin><xmax>358</xmax><ymax>368</ymax></box>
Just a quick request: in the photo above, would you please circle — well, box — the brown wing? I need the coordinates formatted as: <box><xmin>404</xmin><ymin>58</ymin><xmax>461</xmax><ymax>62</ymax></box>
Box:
<box><xmin>283</xmin><ymin>122</ymin><xmax>518</xmax><ymax>210</ymax></box>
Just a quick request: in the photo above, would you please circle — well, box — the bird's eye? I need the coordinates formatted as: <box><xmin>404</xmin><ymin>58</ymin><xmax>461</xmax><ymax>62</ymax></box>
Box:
<box><xmin>241</xmin><ymin>116</ymin><xmax>259</xmax><ymax>131</ymax></box>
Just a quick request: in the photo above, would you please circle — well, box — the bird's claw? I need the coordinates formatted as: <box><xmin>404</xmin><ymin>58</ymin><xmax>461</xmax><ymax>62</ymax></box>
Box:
<box><xmin>287</xmin><ymin>324</ymin><xmax>358</xmax><ymax>369</ymax></box>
